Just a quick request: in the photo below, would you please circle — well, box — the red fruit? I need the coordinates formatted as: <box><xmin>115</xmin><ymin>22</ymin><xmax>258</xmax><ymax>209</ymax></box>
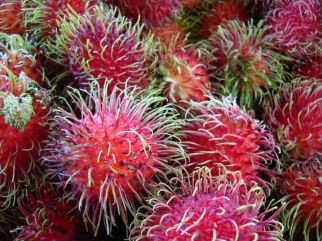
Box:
<box><xmin>0</xmin><ymin>34</ymin><xmax>43</xmax><ymax>85</ymax></box>
<box><xmin>50</xmin><ymin>5</ymin><xmax>156</xmax><ymax>93</ymax></box>
<box><xmin>150</xmin><ymin>20</ymin><xmax>188</xmax><ymax>48</ymax></box>
<box><xmin>131</xmin><ymin>168</ymin><xmax>284</xmax><ymax>241</ymax></box>
<box><xmin>24</xmin><ymin>0</ymin><xmax>98</xmax><ymax>38</ymax></box>
<box><xmin>209</xmin><ymin>20</ymin><xmax>285</xmax><ymax>108</ymax></box>
<box><xmin>200</xmin><ymin>0</ymin><xmax>250</xmax><ymax>39</ymax></box>
<box><xmin>264</xmin><ymin>79</ymin><xmax>322</xmax><ymax>159</ymax></box>
<box><xmin>182</xmin><ymin>96</ymin><xmax>278</xmax><ymax>187</ymax></box>
<box><xmin>43</xmin><ymin>83</ymin><xmax>185</xmax><ymax>235</ymax></box>
<box><xmin>265</xmin><ymin>0</ymin><xmax>322</xmax><ymax>58</ymax></box>
<box><xmin>280</xmin><ymin>159</ymin><xmax>322</xmax><ymax>241</ymax></box>
<box><xmin>157</xmin><ymin>46</ymin><xmax>212</xmax><ymax>105</ymax></box>
<box><xmin>0</xmin><ymin>0</ymin><xmax>25</xmax><ymax>34</ymax></box>
<box><xmin>111</xmin><ymin>0</ymin><xmax>184</xmax><ymax>27</ymax></box>
<box><xmin>182</xmin><ymin>0</ymin><xmax>201</xmax><ymax>8</ymax></box>
<box><xmin>0</xmin><ymin>70</ymin><xmax>50</xmax><ymax>207</ymax></box>
<box><xmin>15</xmin><ymin>184</ymin><xmax>78</xmax><ymax>241</ymax></box>
<box><xmin>296</xmin><ymin>55</ymin><xmax>322</xmax><ymax>79</ymax></box>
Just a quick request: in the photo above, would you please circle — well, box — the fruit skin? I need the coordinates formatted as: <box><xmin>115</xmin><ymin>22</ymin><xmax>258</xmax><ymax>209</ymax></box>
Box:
<box><xmin>48</xmin><ymin>5</ymin><xmax>156</xmax><ymax>93</ymax></box>
<box><xmin>43</xmin><ymin>82</ymin><xmax>185</xmax><ymax>235</ymax></box>
<box><xmin>209</xmin><ymin>20</ymin><xmax>286</xmax><ymax>108</ymax></box>
<box><xmin>23</xmin><ymin>0</ymin><xmax>98</xmax><ymax>39</ymax></box>
<box><xmin>265</xmin><ymin>0</ymin><xmax>322</xmax><ymax>58</ymax></box>
<box><xmin>0</xmin><ymin>0</ymin><xmax>26</xmax><ymax>34</ymax></box>
<box><xmin>181</xmin><ymin>95</ymin><xmax>278</xmax><ymax>187</ymax></box>
<box><xmin>200</xmin><ymin>0</ymin><xmax>250</xmax><ymax>39</ymax></box>
<box><xmin>14</xmin><ymin>183</ymin><xmax>79</xmax><ymax>241</ymax></box>
<box><xmin>296</xmin><ymin>54</ymin><xmax>322</xmax><ymax>79</ymax></box>
<box><xmin>111</xmin><ymin>0</ymin><xmax>184</xmax><ymax>27</ymax></box>
<box><xmin>280</xmin><ymin>159</ymin><xmax>322</xmax><ymax>241</ymax></box>
<box><xmin>131</xmin><ymin>167</ymin><xmax>284</xmax><ymax>241</ymax></box>
<box><xmin>156</xmin><ymin>45</ymin><xmax>212</xmax><ymax>105</ymax></box>
<box><xmin>264</xmin><ymin>79</ymin><xmax>322</xmax><ymax>160</ymax></box>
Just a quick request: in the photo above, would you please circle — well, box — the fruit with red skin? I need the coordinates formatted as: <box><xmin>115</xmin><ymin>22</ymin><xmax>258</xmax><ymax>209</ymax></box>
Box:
<box><xmin>200</xmin><ymin>0</ymin><xmax>250</xmax><ymax>39</ymax></box>
<box><xmin>157</xmin><ymin>46</ymin><xmax>212</xmax><ymax>105</ymax></box>
<box><xmin>209</xmin><ymin>20</ymin><xmax>286</xmax><ymax>108</ymax></box>
<box><xmin>23</xmin><ymin>0</ymin><xmax>98</xmax><ymax>39</ymax></box>
<box><xmin>265</xmin><ymin>0</ymin><xmax>322</xmax><ymax>58</ymax></box>
<box><xmin>14</xmin><ymin>184</ymin><xmax>79</xmax><ymax>241</ymax></box>
<box><xmin>0</xmin><ymin>33</ymin><xmax>43</xmax><ymax>86</ymax></box>
<box><xmin>43</xmin><ymin>83</ymin><xmax>185</xmax><ymax>235</ymax></box>
<box><xmin>280</xmin><ymin>159</ymin><xmax>322</xmax><ymax>241</ymax></box>
<box><xmin>0</xmin><ymin>69</ymin><xmax>50</xmax><ymax>208</ymax></box>
<box><xmin>296</xmin><ymin>55</ymin><xmax>322</xmax><ymax>79</ymax></box>
<box><xmin>49</xmin><ymin>5</ymin><xmax>156</xmax><ymax>93</ymax></box>
<box><xmin>131</xmin><ymin>167</ymin><xmax>284</xmax><ymax>241</ymax></box>
<box><xmin>111</xmin><ymin>0</ymin><xmax>184</xmax><ymax>27</ymax></box>
<box><xmin>264</xmin><ymin>79</ymin><xmax>322</xmax><ymax>160</ymax></box>
<box><xmin>181</xmin><ymin>95</ymin><xmax>278</xmax><ymax>187</ymax></box>
<box><xmin>0</xmin><ymin>0</ymin><xmax>26</xmax><ymax>34</ymax></box>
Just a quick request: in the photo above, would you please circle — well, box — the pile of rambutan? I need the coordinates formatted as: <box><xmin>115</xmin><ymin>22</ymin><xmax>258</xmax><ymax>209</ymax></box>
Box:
<box><xmin>0</xmin><ymin>0</ymin><xmax>321</xmax><ymax>240</ymax></box>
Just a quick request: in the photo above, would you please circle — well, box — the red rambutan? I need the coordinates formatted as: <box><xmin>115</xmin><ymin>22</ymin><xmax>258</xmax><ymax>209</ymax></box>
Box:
<box><xmin>43</xmin><ymin>82</ymin><xmax>185</xmax><ymax>235</ymax></box>
<box><xmin>48</xmin><ymin>5</ymin><xmax>156</xmax><ymax>93</ymax></box>
<box><xmin>156</xmin><ymin>45</ymin><xmax>212</xmax><ymax>105</ymax></box>
<box><xmin>23</xmin><ymin>0</ymin><xmax>98</xmax><ymax>39</ymax></box>
<box><xmin>264</xmin><ymin>79</ymin><xmax>322</xmax><ymax>160</ymax></box>
<box><xmin>296</xmin><ymin>54</ymin><xmax>322</xmax><ymax>79</ymax></box>
<box><xmin>0</xmin><ymin>69</ymin><xmax>50</xmax><ymax>207</ymax></box>
<box><xmin>131</xmin><ymin>167</ymin><xmax>284</xmax><ymax>241</ymax></box>
<box><xmin>209</xmin><ymin>20</ymin><xmax>286</xmax><ymax>108</ymax></box>
<box><xmin>14</xmin><ymin>184</ymin><xmax>79</xmax><ymax>241</ymax></box>
<box><xmin>0</xmin><ymin>0</ymin><xmax>26</xmax><ymax>35</ymax></box>
<box><xmin>181</xmin><ymin>95</ymin><xmax>278</xmax><ymax>187</ymax></box>
<box><xmin>111</xmin><ymin>0</ymin><xmax>184</xmax><ymax>27</ymax></box>
<box><xmin>200</xmin><ymin>0</ymin><xmax>250</xmax><ymax>39</ymax></box>
<box><xmin>280</xmin><ymin>159</ymin><xmax>322</xmax><ymax>241</ymax></box>
<box><xmin>265</xmin><ymin>0</ymin><xmax>322</xmax><ymax>58</ymax></box>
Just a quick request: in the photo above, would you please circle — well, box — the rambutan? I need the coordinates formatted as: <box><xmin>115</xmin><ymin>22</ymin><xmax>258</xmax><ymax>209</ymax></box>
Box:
<box><xmin>48</xmin><ymin>5</ymin><xmax>156</xmax><ymax>93</ymax></box>
<box><xmin>296</xmin><ymin>54</ymin><xmax>322</xmax><ymax>79</ymax></box>
<box><xmin>209</xmin><ymin>20</ymin><xmax>286</xmax><ymax>108</ymax></box>
<box><xmin>0</xmin><ymin>33</ymin><xmax>43</xmax><ymax>85</ymax></box>
<box><xmin>111</xmin><ymin>0</ymin><xmax>184</xmax><ymax>27</ymax></box>
<box><xmin>0</xmin><ymin>0</ymin><xmax>26</xmax><ymax>35</ymax></box>
<box><xmin>43</xmin><ymin>82</ymin><xmax>185</xmax><ymax>235</ymax></box>
<box><xmin>200</xmin><ymin>0</ymin><xmax>250</xmax><ymax>39</ymax></box>
<box><xmin>264</xmin><ymin>79</ymin><xmax>322</xmax><ymax>160</ymax></box>
<box><xmin>14</xmin><ymin>183</ymin><xmax>79</xmax><ymax>241</ymax></box>
<box><xmin>0</xmin><ymin>69</ymin><xmax>50</xmax><ymax>207</ymax></box>
<box><xmin>23</xmin><ymin>0</ymin><xmax>98</xmax><ymax>39</ymax></box>
<box><xmin>131</xmin><ymin>167</ymin><xmax>284</xmax><ymax>241</ymax></box>
<box><xmin>156</xmin><ymin>45</ymin><xmax>212</xmax><ymax>105</ymax></box>
<box><xmin>280</xmin><ymin>159</ymin><xmax>322</xmax><ymax>241</ymax></box>
<box><xmin>265</xmin><ymin>0</ymin><xmax>322</xmax><ymax>58</ymax></box>
<box><xmin>181</xmin><ymin>95</ymin><xmax>278</xmax><ymax>187</ymax></box>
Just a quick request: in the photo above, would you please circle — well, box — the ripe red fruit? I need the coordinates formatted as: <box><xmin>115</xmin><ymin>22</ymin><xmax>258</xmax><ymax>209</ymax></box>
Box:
<box><xmin>131</xmin><ymin>167</ymin><xmax>284</xmax><ymax>241</ymax></box>
<box><xmin>43</xmin><ymin>83</ymin><xmax>185</xmax><ymax>235</ymax></box>
<box><xmin>0</xmin><ymin>33</ymin><xmax>43</xmax><ymax>85</ymax></box>
<box><xmin>265</xmin><ymin>0</ymin><xmax>322</xmax><ymax>58</ymax></box>
<box><xmin>156</xmin><ymin>46</ymin><xmax>212</xmax><ymax>105</ymax></box>
<box><xmin>264</xmin><ymin>79</ymin><xmax>322</xmax><ymax>160</ymax></box>
<box><xmin>296</xmin><ymin>54</ymin><xmax>322</xmax><ymax>79</ymax></box>
<box><xmin>181</xmin><ymin>95</ymin><xmax>278</xmax><ymax>187</ymax></box>
<box><xmin>23</xmin><ymin>0</ymin><xmax>98</xmax><ymax>39</ymax></box>
<box><xmin>111</xmin><ymin>0</ymin><xmax>184</xmax><ymax>27</ymax></box>
<box><xmin>14</xmin><ymin>184</ymin><xmax>78</xmax><ymax>241</ymax></box>
<box><xmin>0</xmin><ymin>70</ymin><xmax>50</xmax><ymax>208</ymax></box>
<box><xmin>200</xmin><ymin>0</ymin><xmax>250</xmax><ymax>39</ymax></box>
<box><xmin>0</xmin><ymin>0</ymin><xmax>26</xmax><ymax>34</ymax></box>
<box><xmin>209</xmin><ymin>20</ymin><xmax>285</xmax><ymax>108</ymax></box>
<box><xmin>49</xmin><ymin>5</ymin><xmax>156</xmax><ymax>93</ymax></box>
<box><xmin>280</xmin><ymin>159</ymin><xmax>322</xmax><ymax>241</ymax></box>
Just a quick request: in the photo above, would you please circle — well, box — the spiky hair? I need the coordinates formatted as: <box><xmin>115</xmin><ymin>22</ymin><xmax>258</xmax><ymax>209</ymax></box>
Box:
<box><xmin>131</xmin><ymin>167</ymin><xmax>284</xmax><ymax>240</ymax></box>
<box><xmin>43</xmin><ymin>82</ymin><xmax>186</xmax><ymax>235</ymax></box>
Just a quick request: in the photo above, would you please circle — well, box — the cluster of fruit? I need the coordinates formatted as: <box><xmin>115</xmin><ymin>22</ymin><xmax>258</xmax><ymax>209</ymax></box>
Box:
<box><xmin>0</xmin><ymin>0</ymin><xmax>321</xmax><ymax>240</ymax></box>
